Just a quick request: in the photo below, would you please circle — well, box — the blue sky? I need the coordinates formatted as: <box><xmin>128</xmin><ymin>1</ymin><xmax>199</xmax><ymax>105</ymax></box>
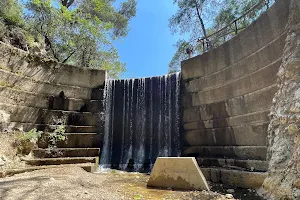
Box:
<box><xmin>115</xmin><ymin>1</ymin><xmax>179</xmax><ymax>78</ymax></box>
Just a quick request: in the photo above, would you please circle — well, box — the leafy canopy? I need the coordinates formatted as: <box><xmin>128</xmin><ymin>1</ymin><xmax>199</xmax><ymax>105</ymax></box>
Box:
<box><xmin>25</xmin><ymin>0</ymin><xmax>136</xmax><ymax>78</ymax></box>
<box><xmin>0</xmin><ymin>0</ymin><xmax>136</xmax><ymax>79</ymax></box>
<box><xmin>0</xmin><ymin>0</ymin><xmax>24</xmax><ymax>27</ymax></box>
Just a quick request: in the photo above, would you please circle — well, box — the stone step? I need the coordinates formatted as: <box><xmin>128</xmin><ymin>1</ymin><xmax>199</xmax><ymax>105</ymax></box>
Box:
<box><xmin>0</xmin><ymin>163</ymin><xmax>98</xmax><ymax>178</ymax></box>
<box><xmin>23</xmin><ymin>157</ymin><xmax>98</xmax><ymax>166</ymax></box>
<box><xmin>196</xmin><ymin>157</ymin><xmax>268</xmax><ymax>172</ymax></box>
<box><xmin>0</xmin><ymin>87</ymin><xmax>103</xmax><ymax>112</ymax></box>
<box><xmin>200</xmin><ymin>167</ymin><xmax>267</xmax><ymax>189</ymax></box>
<box><xmin>0</xmin><ymin>69</ymin><xmax>93</xmax><ymax>100</ymax></box>
<box><xmin>76</xmin><ymin>100</ymin><xmax>104</xmax><ymax>113</ymax></box>
<box><xmin>8</xmin><ymin>122</ymin><xmax>98</xmax><ymax>133</ymax></box>
<box><xmin>2</xmin><ymin>103</ymin><xmax>98</xmax><ymax>126</ymax></box>
<box><xmin>183</xmin><ymin>146</ymin><xmax>267</xmax><ymax>160</ymax></box>
<box><xmin>33</xmin><ymin>148</ymin><xmax>100</xmax><ymax>158</ymax></box>
<box><xmin>38</xmin><ymin>133</ymin><xmax>101</xmax><ymax>148</ymax></box>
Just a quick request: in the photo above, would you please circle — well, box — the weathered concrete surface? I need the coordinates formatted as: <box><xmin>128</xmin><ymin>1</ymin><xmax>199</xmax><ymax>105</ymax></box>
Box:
<box><xmin>181</xmin><ymin>0</ymin><xmax>290</xmax><ymax>81</ymax></box>
<box><xmin>0</xmin><ymin>42</ymin><xmax>106</xmax><ymax>88</ymax></box>
<box><xmin>184</xmin><ymin>122</ymin><xmax>269</xmax><ymax>146</ymax></box>
<box><xmin>37</xmin><ymin>133</ymin><xmax>100</xmax><ymax>148</ymax></box>
<box><xmin>147</xmin><ymin>157</ymin><xmax>210</xmax><ymax>191</ymax></box>
<box><xmin>196</xmin><ymin>158</ymin><xmax>268</xmax><ymax>172</ymax></box>
<box><xmin>262</xmin><ymin>0</ymin><xmax>300</xmax><ymax>199</ymax></box>
<box><xmin>201</xmin><ymin>168</ymin><xmax>266</xmax><ymax>189</ymax></box>
<box><xmin>183</xmin><ymin>146</ymin><xmax>267</xmax><ymax>160</ymax></box>
<box><xmin>0</xmin><ymin>103</ymin><xmax>97</xmax><ymax>126</ymax></box>
<box><xmin>7</xmin><ymin>122</ymin><xmax>97</xmax><ymax>133</ymax></box>
<box><xmin>0</xmin><ymin>69</ymin><xmax>93</xmax><ymax>100</ymax></box>
<box><xmin>0</xmin><ymin>40</ymin><xmax>106</xmax><ymax>170</ymax></box>
<box><xmin>0</xmin><ymin>86</ymin><xmax>103</xmax><ymax>112</ymax></box>
<box><xmin>180</xmin><ymin>0</ymin><xmax>291</xmax><ymax>185</ymax></box>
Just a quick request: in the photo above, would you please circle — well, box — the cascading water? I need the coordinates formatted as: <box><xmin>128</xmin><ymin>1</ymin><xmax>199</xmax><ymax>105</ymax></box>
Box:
<box><xmin>100</xmin><ymin>72</ymin><xmax>181</xmax><ymax>171</ymax></box>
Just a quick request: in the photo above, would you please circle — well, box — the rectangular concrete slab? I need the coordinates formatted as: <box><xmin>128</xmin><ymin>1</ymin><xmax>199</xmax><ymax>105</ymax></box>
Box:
<box><xmin>147</xmin><ymin>157</ymin><xmax>210</xmax><ymax>191</ymax></box>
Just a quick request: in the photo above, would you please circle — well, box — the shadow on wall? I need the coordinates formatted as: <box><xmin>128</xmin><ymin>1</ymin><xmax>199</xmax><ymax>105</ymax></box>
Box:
<box><xmin>0</xmin><ymin>42</ymin><xmax>106</xmax><ymax>134</ymax></box>
<box><xmin>184</xmin><ymin>101</ymin><xmax>237</xmax><ymax>159</ymax></box>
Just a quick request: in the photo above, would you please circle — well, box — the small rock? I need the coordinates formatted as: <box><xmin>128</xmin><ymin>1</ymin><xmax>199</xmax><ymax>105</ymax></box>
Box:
<box><xmin>49</xmin><ymin>177</ymin><xmax>55</xmax><ymax>181</ymax></box>
<box><xmin>167</xmin><ymin>187</ymin><xmax>172</xmax><ymax>190</ymax></box>
<box><xmin>1</xmin><ymin>156</ymin><xmax>7</xmax><ymax>162</ymax></box>
<box><xmin>226</xmin><ymin>189</ymin><xmax>235</xmax><ymax>193</ymax></box>
<box><xmin>84</xmin><ymin>191</ymin><xmax>88</xmax><ymax>194</ymax></box>
<box><xmin>0</xmin><ymin>156</ymin><xmax>6</xmax><ymax>166</ymax></box>
<box><xmin>225</xmin><ymin>194</ymin><xmax>234</xmax><ymax>199</ymax></box>
<box><xmin>295</xmin><ymin>181</ymin><xmax>300</xmax><ymax>189</ymax></box>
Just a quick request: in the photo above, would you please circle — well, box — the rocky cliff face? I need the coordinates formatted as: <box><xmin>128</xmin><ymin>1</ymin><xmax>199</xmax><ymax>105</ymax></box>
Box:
<box><xmin>263</xmin><ymin>0</ymin><xmax>300</xmax><ymax>199</ymax></box>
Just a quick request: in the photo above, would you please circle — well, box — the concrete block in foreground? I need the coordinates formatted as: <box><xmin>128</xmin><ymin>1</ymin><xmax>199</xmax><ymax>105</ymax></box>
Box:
<box><xmin>147</xmin><ymin>157</ymin><xmax>210</xmax><ymax>191</ymax></box>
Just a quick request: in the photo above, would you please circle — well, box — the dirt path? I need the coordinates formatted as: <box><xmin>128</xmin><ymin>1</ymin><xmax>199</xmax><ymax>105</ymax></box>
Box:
<box><xmin>0</xmin><ymin>167</ymin><xmax>234</xmax><ymax>200</ymax></box>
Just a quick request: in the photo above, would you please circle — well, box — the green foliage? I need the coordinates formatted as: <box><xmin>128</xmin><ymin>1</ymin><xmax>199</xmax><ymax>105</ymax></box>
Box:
<box><xmin>47</xmin><ymin>125</ymin><xmax>66</xmax><ymax>148</ymax></box>
<box><xmin>0</xmin><ymin>0</ymin><xmax>24</xmax><ymax>27</ymax></box>
<box><xmin>169</xmin><ymin>0</ymin><xmax>222</xmax><ymax>72</ymax></box>
<box><xmin>134</xmin><ymin>195</ymin><xmax>142</xmax><ymax>200</ymax></box>
<box><xmin>24</xmin><ymin>0</ymin><xmax>136</xmax><ymax>78</ymax></box>
<box><xmin>168</xmin><ymin>40</ymin><xmax>189</xmax><ymax>73</ymax></box>
<box><xmin>14</xmin><ymin>128</ymin><xmax>43</xmax><ymax>155</ymax></box>
<box><xmin>0</xmin><ymin>0</ymin><xmax>136</xmax><ymax>79</ymax></box>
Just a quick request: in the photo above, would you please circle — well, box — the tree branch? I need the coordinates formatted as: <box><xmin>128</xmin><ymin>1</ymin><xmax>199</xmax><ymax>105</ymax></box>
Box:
<box><xmin>62</xmin><ymin>50</ymin><xmax>76</xmax><ymax>63</ymax></box>
<box><xmin>67</xmin><ymin>0</ymin><xmax>75</xmax><ymax>8</ymax></box>
<box><xmin>194</xmin><ymin>0</ymin><xmax>208</xmax><ymax>40</ymax></box>
<box><xmin>61</xmin><ymin>0</ymin><xmax>75</xmax><ymax>8</ymax></box>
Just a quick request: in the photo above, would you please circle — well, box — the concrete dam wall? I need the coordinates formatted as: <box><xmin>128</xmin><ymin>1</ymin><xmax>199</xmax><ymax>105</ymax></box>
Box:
<box><xmin>1</xmin><ymin>0</ymin><xmax>299</xmax><ymax>192</ymax></box>
<box><xmin>181</xmin><ymin>0</ymin><xmax>291</xmax><ymax>186</ymax></box>
<box><xmin>0</xmin><ymin>41</ymin><xmax>106</xmax><ymax>145</ymax></box>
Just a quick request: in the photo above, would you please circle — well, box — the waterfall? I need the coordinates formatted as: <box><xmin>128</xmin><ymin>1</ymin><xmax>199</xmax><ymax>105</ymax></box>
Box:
<box><xmin>100</xmin><ymin>72</ymin><xmax>181</xmax><ymax>171</ymax></box>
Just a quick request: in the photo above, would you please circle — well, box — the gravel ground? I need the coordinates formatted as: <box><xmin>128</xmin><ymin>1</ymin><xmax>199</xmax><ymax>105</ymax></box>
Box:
<box><xmin>0</xmin><ymin>166</ymin><xmax>235</xmax><ymax>200</ymax></box>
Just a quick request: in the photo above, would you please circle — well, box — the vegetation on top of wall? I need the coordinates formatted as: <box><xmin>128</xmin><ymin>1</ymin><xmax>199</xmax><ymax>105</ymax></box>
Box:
<box><xmin>168</xmin><ymin>0</ymin><xmax>276</xmax><ymax>73</ymax></box>
<box><xmin>0</xmin><ymin>0</ymin><xmax>137</xmax><ymax>79</ymax></box>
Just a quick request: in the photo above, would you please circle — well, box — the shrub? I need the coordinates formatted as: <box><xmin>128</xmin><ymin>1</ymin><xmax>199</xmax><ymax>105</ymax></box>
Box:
<box><xmin>47</xmin><ymin>125</ymin><xmax>66</xmax><ymax>148</ymax></box>
<box><xmin>14</xmin><ymin>128</ymin><xmax>42</xmax><ymax>155</ymax></box>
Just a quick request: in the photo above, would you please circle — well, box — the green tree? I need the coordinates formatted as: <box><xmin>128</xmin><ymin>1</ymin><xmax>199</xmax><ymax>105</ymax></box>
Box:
<box><xmin>0</xmin><ymin>0</ymin><xmax>32</xmax><ymax>51</ymax></box>
<box><xmin>25</xmin><ymin>0</ymin><xmax>136</xmax><ymax>78</ymax></box>
<box><xmin>0</xmin><ymin>0</ymin><xmax>24</xmax><ymax>27</ymax></box>
<box><xmin>168</xmin><ymin>0</ymin><xmax>273</xmax><ymax>73</ymax></box>
<box><xmin>168</xmin><ymin>0</ymin><xmax>222</xmax><ymax>73</ymax></box>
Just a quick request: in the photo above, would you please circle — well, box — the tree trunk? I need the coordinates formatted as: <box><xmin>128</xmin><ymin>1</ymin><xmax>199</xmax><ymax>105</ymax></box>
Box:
<box><xmin>194</xmin><ymin>0</ymin><xmax>210</xmax><ymax>49</ymax></box>
<box><xmin>194</xmin><ymin>0</ymin><xmax>208</xmax><ymax>40</ymax></box>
